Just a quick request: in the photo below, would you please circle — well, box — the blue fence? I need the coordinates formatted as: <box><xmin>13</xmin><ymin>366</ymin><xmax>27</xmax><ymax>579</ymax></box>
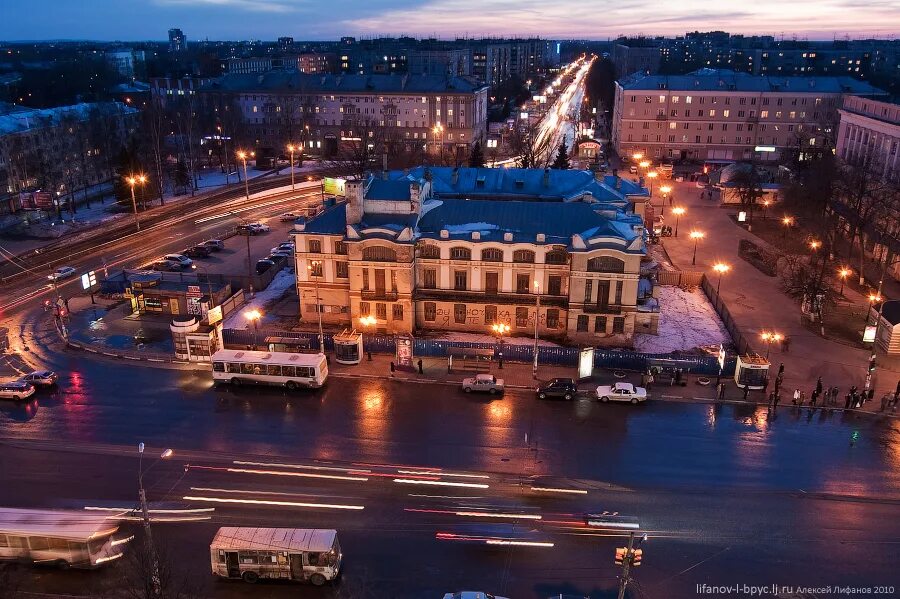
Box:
<box><xmin>222</xmin><ymin>328</ymin><xmax>737</xmax><ymax>377</ymax></box>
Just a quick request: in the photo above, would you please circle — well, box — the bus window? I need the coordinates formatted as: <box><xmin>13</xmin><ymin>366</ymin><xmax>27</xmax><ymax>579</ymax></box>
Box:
<box><xmin>226</xmin><ymin>363</ymin><xmax>240</xmax><ymax>373</ymax></box>
<box><xmin>252</xmin><ymin>364</ymin><xmax>263</xmax><ymax>375</ymax></box>
<box><xmin>48</xmin><ymin>538</ymin><xmax>69</xmax><ymax>551</ymax></box>
<box><xmin>88</xmin><ymin>537</ymin><xmax>105</xmax><ymax>555</ymax></box>
<box><xmin>267</xmin><ymin>365</ymin><xmax>282</xmax><ymax>376</ymax></box>
<box><xmin>277</xmin><ymin>552</ymin><xmax>288</xmax><ymax>565</ymax></box>
<box><xmin>283</xmin><ymin>365</ymin><xmax>296</xmax><ymax>377</ymax></box>
<box><xmin>239</xmin><ymin>551</ymin><xmax>258</xmax><ymax>564</ymax></box>
<box><xmin>306</xmin><ymin>552</ymin><xmax>321</xmax><ymax>566</ymax></box>
<box><xmin>8</xmin><ymin>536</ymin><xmax>27</xmax><ymax>549</ymax></box>
<box><xmin>217</xmin><ymin>550</ymin><xmax>226</xmax><ymax>563</ymax></box>
<box><xmin>0</xmin><ymin>534</ymin><xmax>7</xmax><ymax>547</ymax></box>
<box><xmin>29</xmin><ymin>536</ymin><xmax>50</xmax><ymax>550</ymax></box>
<box><xmin>213</xmin><ymin>362</ymin><xmax>225</xmax><ymax>372</ymax></box>
<box><xmin>241</xmin><ymin>363</ymin><xmax>255</xmax><ymax>375</ymax></box>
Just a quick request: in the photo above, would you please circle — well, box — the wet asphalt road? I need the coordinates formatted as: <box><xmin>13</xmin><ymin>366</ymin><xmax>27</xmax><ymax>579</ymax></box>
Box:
<box><xmin>1</xmin><ymin>353</ymin><xmax>900</xmax><ymax>598</ymax></box>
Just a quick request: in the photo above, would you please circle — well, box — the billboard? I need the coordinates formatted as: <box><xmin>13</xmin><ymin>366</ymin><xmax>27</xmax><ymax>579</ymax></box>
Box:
<box><xmin>323</xmin><ymin>177</ymin><xmax>346</xmax><ymax>197</ymax></box>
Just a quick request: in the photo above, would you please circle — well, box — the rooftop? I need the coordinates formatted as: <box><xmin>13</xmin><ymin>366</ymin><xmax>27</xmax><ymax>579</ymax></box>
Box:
<box><xmin>202</xmin><ymin>72</ymin><xmax>487</xmax><ymax>94</ymax></box>
<box><xmin>618</xmin><ymin>70</ymin><xmax>887</xmax><ymax>95</ymax></box>
<box><xmin>0</xmin><ymin>102</ymin><xmax>137</xmax><ymax>136</ymax></box>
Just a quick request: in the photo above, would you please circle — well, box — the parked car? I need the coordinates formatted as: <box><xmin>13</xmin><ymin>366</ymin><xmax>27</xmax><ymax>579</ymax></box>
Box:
<box><xmin>0</xmin><ymin>381</ymin><xmax>36</xmax><ymax>400</ymax></box>
<box><xmin>163</xmin><ymin>254</ymin><xmax>193</xmax><ymax>269</ymax></box>
<box><xmin>236</xmin><ymin>224</ymin><xmax>256</xmax><ymax>235</ymax></box>
<box><xmin>596</xmin><ymin>381</ymin><xmax>647</xmax><ymax>404</ymax></box>
<box><xmin>249</xmin><ymin>222</ymin><xmax>271</xmax><ymax>233</ymax></box>
<box><xmin>267</xmin><ymin>254</ymin><xmax>288</xmax><ymax>266</ymax></box>
<box><xmin>270</xmin><ymin>250</ymin><xmax>293</xmax><ymax>259</ymax></box>
<box><xmin>536</xmin><ymin>378</ymin><xmax>578</xmax><ymax>400</ymax></box>
<box><xmin>150</xmin><ymin>260</ymin><xmax>182</xmax><ymax>272</ymax></box>
<box><xmin>255</xmin><ymin>259</ymin><xmax>275</xmax><ymax>275</ymax></box>
<box><xmin>280</xmin><ymin>212</ymin><xmax>299</xmax><ymax>221</ymax></box>
<box><xmin>183</xmin><ymin>245</ymin><xmax>211</xmax><ymax>258</ymax></box>
<box><xmin>202</xmin><ymin>239</ymin><xmax>225</xmax><ymax>252</ymax></box>
<box><xmin>461</xmin><ymin>373</ymin><xmax>504</xmax><ymax>395</ymax></box>
<box><xmin>443</xmin><ymin>594</ymin><xmax>509</xmax><ymax>599</ymax></box>
<box><xmin>272</xmin><ymin>242</ymin><xmax>294</xmax><ymax>253</ymax></box>
<box><xmin>48</xmin><ymin>266</ymin><xmax>76</xmax><ymax>281</ymax></box>
<box><xmin>19</xmin><ymin>370</ymin><xmax>58</xmax><ymax>388</ymax></box>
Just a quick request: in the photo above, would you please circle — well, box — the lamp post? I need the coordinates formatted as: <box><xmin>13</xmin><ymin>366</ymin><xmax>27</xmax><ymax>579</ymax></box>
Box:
<box><xmin>432</xmin><ymin>123</ymin><xmax>444</xmax><ymax>161</ymax></box>
<box><xmin>532</xmin><ymin>280</ymin><xmax>541</xmax><ymax>379</ymax></box>
<box><xmin>762</xmin><ymin>199</ymin><xmax>771</xmax><ymax>220</ymax></box>
<box><xmin>865</xmin><ymin>293</ymin><xmax>882</xmax><ymax>325</ymax></box>
<box><xmin>712</xmin><ymin>262</ymin><xmax>730</xmax><ymax>295</ymax></box>
<box><xmin>671</xmin><ymin>206</ymin><xmax>685</xmax><ymax>238</ymax></box>
<box><xmin>244</xmin><ymin>308</ymin><xmax>261</xmax><ymax>350</ymax></box>
<box><xmin>359</xmin><ymin>315</ymin><xmax>376</xmax><ymax>360</ymax></box>
<box><xmin>126</xmin><ymin>174</ymin><xmax>147</xmax><ymax>232</ymax></box>
<box><xmin>838</xmin><ymin>267</ymin><xmax>851</xmax><ymax>296</ymax></box>
<box><xmin>781</xmin><ymin>215</ymin><xmax>794</xmax><ymax>238</ymax></box>
<box><xmin>308</xmin><ymin>260</ymin><xmax>324</xmax><ymax>353</ymax></box>
<box><xmin>138</xmin><ymin>442</ymin><xmax>173</xmax><ymax>599</ymax></box>
<box><xmin>690</xmin><ymin>230</ymin><xmax>705</xmax><ymax>266</ymax></box>
<box><xmin>287</xmin><ymin>144</ymin><xmax>296</xmax><ymax>191</ymax></box>
<box><xmin>659</xmin><ymin>184</ymin><xmax>671</xmax><ymax>216</ymax></box>
<box><xmin>646</xmin><ymin>170</ymin><xmax>658</xmax><ymax>197</ymax></box>
<box><xmin>237</xmin><ymin>150</ymin><xmax>254</xmax><ymax>201</ymax></box>
<box><xmin>759</xmin><ymin>331</ymin><xmax>783</xmax><ymax>360</ymax></box>
<box><xmin>632</xmin><ymin>152</ymin><xmax>643</xmax><ymax>161</ymax></box>
<box><xmin>491</xmin><ymin>322</ymin><xmax>510</xmax><ymax>369</ymax></box>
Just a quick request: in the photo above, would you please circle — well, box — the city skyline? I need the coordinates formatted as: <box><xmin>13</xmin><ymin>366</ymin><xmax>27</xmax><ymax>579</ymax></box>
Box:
<box><xmin>1</xmin><ymin>0</ymin><xmax>898</xmax><ymax>41</ymax></box>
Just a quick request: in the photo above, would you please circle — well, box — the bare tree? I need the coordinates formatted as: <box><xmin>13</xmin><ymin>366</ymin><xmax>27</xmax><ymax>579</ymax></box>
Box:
<box><xmin>730</xmin><ymin>162</ymin><xmax>764</xmax><ymax>226</ymax></box>
<box><xmin>141</xmin><ymin>98</ymin><xmax>169</xmax><ymax>206</ymax></box>
<box><xmin>113</xmin><ymin>540</ymin><xmax>200</xmax><ymax>599</ymax></box>
<box><xmin>508</xmin><ymin>118</ymin><xmax>553</xmax><ymax>169</ymax></box>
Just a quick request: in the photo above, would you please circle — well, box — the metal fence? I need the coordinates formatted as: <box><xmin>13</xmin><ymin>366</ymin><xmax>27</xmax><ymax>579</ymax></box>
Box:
<box><xmin>700</xmin><ymin>275</ymin><xmax>754</xmax><ymax>355</ymax></box>
<box><xmin>222</xmin><ymin>328</ymin><xmax>736</xmax><ymax>376</ymax></box>
<box><xmin>657</xmin><ymin>269</ymin><xmax>704</xmax><ymax>287</ymax></box>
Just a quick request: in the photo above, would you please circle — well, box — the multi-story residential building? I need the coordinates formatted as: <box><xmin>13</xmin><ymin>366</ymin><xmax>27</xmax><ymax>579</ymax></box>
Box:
<box><xmin>105</xmin><ymin>49</ymin><xmax>144</xmax><ymax>78</ymax></box>
<box><xmin>199</xmin><ymin>73</ymin><xmax>489</xmax><ymax>156</ymax></box>
<box><xmin>292</xmin><ymin>166</ymin><xmax>654</xmax><ymax>346</ymax></box>
<box><xmin>612</xmin><ymin>42</ymin><xmax>663</xmax><ymax>77</ymax></box>
<box><xmin>407</xmin><ymin>48</ymin><xmax>471</xmax><ymax>77</ymax></box>
<box><xmin>0</xmin><ymin>102</ymin><xmax>138</xmax><ymax>206</ymax></box>
<box><xmin>278</xmin><ymin>37</ymin><xmax>295</xmax><ymax>52</ymax></box>
<box><xmin>168</xmin><ymin>28</ymin><xmax>186</xmax><ymax>54</ymax></box>
<box><xmin>298</xmin><ymin>52</ymin><xmax>337</xmax><ymax>74</ymax></box>
<box><xmin>613</xmin><ymin>70</ymin><xmax>885</xmax><ymax>162</ymax></box>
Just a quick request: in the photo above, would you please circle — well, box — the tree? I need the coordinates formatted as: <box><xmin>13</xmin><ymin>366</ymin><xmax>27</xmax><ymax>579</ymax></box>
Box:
<box><xmin>730</xmin><ymin>162</ymin><xmax>764</xmax><ymax>226</ymax></box>
<box><xmin>115</xmin><ymin>540</ymin><xmax>199</xmax><ymax>599</ymax></box>
<box><xmin>509</xmin><ymin>118</ymin><xmax>553</xmax><ymax>169</ymax></box>
<box><xmin>174</xmin><ymin>160</ymin><xmax>190</xmax><ymax>195</ymax></box>
<box><xmin>468</xmin><ymin>141</ymin><xmax>485</xmax><ymax>168</ymax></box>
<box><xmin>551</xmin><ymin>142</ymin><xmax>570</xmax><ymax>169</ymax></box>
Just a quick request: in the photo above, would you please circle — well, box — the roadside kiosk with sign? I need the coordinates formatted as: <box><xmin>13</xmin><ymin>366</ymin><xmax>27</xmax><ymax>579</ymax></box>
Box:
<box><xmin>734</xmin><ymin>354</ymin><xmax>769</xmax><ymax>389</ymax></box>
<box><xmin>333</xmin><ymin>329</ymin><xmax>363</xmax><ymax>365</ymax></box>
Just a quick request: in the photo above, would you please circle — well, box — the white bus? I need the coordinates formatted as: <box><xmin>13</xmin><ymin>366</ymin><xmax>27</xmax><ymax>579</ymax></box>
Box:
<box><xmin>210</xmin><ymin>527</ymin><xmax>341</xmax><ymax>586</ymax></box>
<box><xmin>211</xmin><ymin>349</ymin><xmax>328</xmax><ymax>390</ymax></box>
<box><xmin>0</xmin><ymin>507</ymin><xmax>126</xmax><ymax>569</ymax></box>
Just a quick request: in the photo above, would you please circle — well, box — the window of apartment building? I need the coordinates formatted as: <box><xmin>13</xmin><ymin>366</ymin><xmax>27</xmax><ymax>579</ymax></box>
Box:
<box><xmin>392</xmin><ymin>304</ymin><xmax>403</xmax><ymax>321</ymax></box>
<box><xmin>707</xmin><ymin>123</ymin><xmax>714</xmax><ymax>130</ymax></box>
<box><xmin>308</xmin><ymin>239</ymin><xmax>322</xmax><ymax>253</ymax></box>
<box><xmin>362</xmin><ymin>246</ymin><xmax>397</xmax><ymax>261</ymax></box>
<box><xmin>685</xmin><ymin>96</ymin><xmax>693</xmax><ymax>104</ymax></box>
<box><xmin>375</xmin><ymin>303</ymin><xmax>387</xmax><ymax>320</ymax></box>
<box><xmin>737</xmin><ymin>111</ymin><xmax>745</xmax><ymax>118</ymax></box>
<box><xmin>423</xmin><ymin>268</ymin><xmax>436</xmax><ymax>289</ymax></box>
<box><xmin>515</xmin><ymin>307</ymin><xmax>529</xmax><ymax>327</ymax></box>
<box><xmin>454</xmin><ymin>303</ymin><xmax>467</xmax><ymax>324</ymax></box>
<box><xmin>362</xmin><ymin>269</ymin><xmax>370</xmax><ymax>290</ymax></box>
<box><xmin>513</xmin><ymin>250</ymin><xmax>535</xmax><ymax>263</ymax></box>
<box><xmin>594</xmin><ymin>315</ymin><xmax>607</xmax><ymax>333</ymax></box>
<box><xmin>736</xmin><ymin>124</ymin><xmax>744</xmax><ymax>132</ymax></box>
<box><xmin>695</xmin><ymin>135</ymin><xmax>701</xmax><ymax>143</ymax></box>
<box><xmin>644</xmin><ymin>96</ymin><xmax>652</xmax><ymax>103</ymax></box>
<box><xmin>360</xmin><ymin>301</ymin><xmax>370</xmax><ymax>316</ymax></box>
<box><xmin>668</xmin><ymin>135</ymin><xmax>676</xmax><ymax>142</ymax></box>
<box><xmin>669</xmin><ymin>122</ymin><xmax>677</xmax><ymax>130</ymax></box>
<box><xmin>420</xmin><ymin>244</ymin><xmax>440</xmax><ymax>259</ymax></box>
<box><xmin>390</xmin><ymin>270</ymin><xmax>397</xmax><ymax>292</ymax></box>
<box><xmin>683</xmin><ymin>122</ymin><xmax>689</xmax><ymax>130</ymax></box>
<box><xmin>516</xmin><ymin>273</ymin><xmax>531</xmax><ymax>294</ymax></box>
<box><xmin>584</xmin><ymin>279</ymin><xmax>593</xmax><ymax>303</ymax></box>
<box><xmin>709</xmin><ymin>109</ymin><xmax>716</xmax><ymax>117</ymax></box>
<box><xmin>334</xmin><ymin>241</ymin><xmax>347</xmax><ymax>254</ymax></box>
<box><xmin>547</xmin><ymin>276</ymin><xmax>562</xmax><ymax>296</ymax></box>
<box><xmin>545</xmin><ymin>249</ymin><xmax>567</xmax><ymax>265</ymax></box>
<box><xmin>454</xmin><ymin>270</ymin><xmax>467</xmax><ymax>291</ymax></box>
<box><xmin>484</xmin><ymin>305</ymin><xmax>497</xmax><ymax>325</ymax></box>
<box><xmin>450</xmin><ymin>247</ymin><xmax>471</xmax><ymax>260</ymax></box>
<box><xmin>576</xmin><ymin>315</ymin><xmax>588</xmax><ymax>332</ymax></box>
<box><xmin>614</xmin><ymin>281</ymin><xmax>623</xmax><ymax>305</ymax></box>
<box><xmin>697</xmin><ymin>109</ymin><xmax>704</xmax><ymax>117</ymax></box>
<box><xmin>587</xmin><ymin>256</ymin><xmax>625</xmax><ymax>273</ymax></box>
<box><xmin>612</xmin><ymin>317</ymin><xmax>625</xmax><ymax>334</ymax></box>
<box><xmin>546</xmin><ymin>309</ymin><xmax>560</xmax><ymax>329</ymax></box>
<box><xmin>423</xmin><ymin>302</ymin><xmax>436</xmax><ymax>321</ymax></box>
<box><xmin>308</xmin><ymin>260</ymin><xmax>323</xmax><ymax>277</ymax></box>
<box><xmin>336</xmin><ymin>262</ymin><xmax>348</xmax><ymax>278</ymax></box>
<box><xmin>670</xmin><ymin>109</ymin><xmax>677</xmax><ymax>117</ymax></box>
<box><xmin>484</xmin><ymin>272</ymin><xmax>499</xmax><ymax>294</ymax></box>
<box><xmin>481</xmin><ymin>248</ymin><xmax>503</xmax><ymax>262</ymax></box>
<box><xmin>722</xmin><ymin>124</ymin><xmax>728</xmax><ymax>131</ymax></box>
<box><xmin>707</xmin><ymin>135</ymin><xmax>713</xmax><ymax>144</ymax></box>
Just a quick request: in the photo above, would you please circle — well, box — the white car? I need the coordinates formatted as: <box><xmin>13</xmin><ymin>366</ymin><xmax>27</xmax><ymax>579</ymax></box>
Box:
<box><xmin>163</xmin><ymin>254</ymin><xmax>193</xmax><ymax>268</ymax></box>
<box><xmin>249</xmin><ymin>222</ymin><xmax>271</xmax><ymax>233</ymax></box>
<box><xmin>461</xmin><ymin>373</ymin><xmax>504</xmax><ymax>395</ymax></box>
<box><xmin>595</xmin><ymin>382</ymin><xmax>647</xmax><ymax>404</ymax></box>
<box><xmin>48</xmin><ymin>266</ymin><xmax>76</xmax><ymax>281</ymax></box>
<box><xmin>444</xmin><ymin>593</ymin><xmax>509</xmax><ymax>599</ymax></box>
<box><xmin>0</xmin><ymin>381</ymin><xmax>36</xmax><ymax>401</ymax></box>
<box><xmin>271</xmin><ymin>243</ymin><xmax>294</xmax><ymax>254</ymax></box>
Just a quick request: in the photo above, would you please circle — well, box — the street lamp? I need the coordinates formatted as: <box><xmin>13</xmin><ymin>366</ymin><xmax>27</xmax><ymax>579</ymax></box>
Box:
<box><xmin>532</xmin><ymin>279</ymin><xmax>541</xmax><ymax>379</ymax></box>
<box><xmin>138</xmin><ymin>442</ymin><xmax>173</xmax><ymax>599</ymax></box>
<box><xmin>689</xmin><ymin>230</ymin><xmax>705</xmax><ymax>265</ymax></box>
<box><xmin>838</xmin><ymin>267</ymin><xmax>851</xmax><ymax>296</ymax></box>
<box><xmin>244</xmin><ymin>308</ymin><xmax>262</xmax><ymax>350</ymax></box>
<box><xmin>759</xmin><ymin>331</ymin><xmax>783</xmax><ymax>359</ymax></box>
<box><xmin>762</xmin><ymin>199</ymin><xmax>771</xmax><ymax>220</ymax></box>
<box><xmin>781</xmin><ymin>215</ymin><xmax>794</xmax><ymax>238</ymax></box>
<box><xmin>432</xmin><ymin>123</ymin><xmax>444</xmax><ymax>160</ymax></box>
<box><xmin>712</xmin><ymin>262</ymin><xmax>730</xmax><ymax>295</ymax></box>
<box><xmin>236</xmin><ymin>150</ymin><xmax>254</xmax><ymax>201</ymax></box>
<box><xmin>126</xmin><ymin>174</ymin><xmax>147</xmax><ymax>232</ymax></box>
<box><xmin>646</xmin><ymin>171</ymin><xmax>658</xmax><ymax>196</ymax></box>
<box><xmin>286</xmin><ymin>144</ymin><xmax>297</xmax><ymax>191</ymax></box>
<box><xmin>491</xmin><ymin>322</ymin><xmax>510</xmax><ymax>370</ymax></box>
<box><xmin>659</xmin><ymin>184</ymin><xmax>672</xmax><ymax>215</ymax></box>
<box><xmin>308</xmin><ymin>260</ymin><xmax>325</xmax><ymax>353</ymax></box>
<box><xmin>632</xmin><ymin>152</ymin><xmax>643</xmax><ymax>161</ymax></box>
<box><xmin>671</xmin><ymin>206</ymin><xmax>685</xmax><ymax>237</ymax></box>
<box><xmin>639</xmin><ymin>160</ymin><xmax>650</xmax><ymax>170</ymax></box>
<box><xmin>359</xmin><ymin>315</ymin><xmax>376</xmax><ymax>361</ymax></box>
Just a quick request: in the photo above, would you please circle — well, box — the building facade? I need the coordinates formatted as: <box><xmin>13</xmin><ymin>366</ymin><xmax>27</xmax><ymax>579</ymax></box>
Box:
<box><xmin>168</xmin><ymin>28</ymin><xmax>186</xmax><ymax>53</ymax></box>
<box><xmin>200</xmin><ymin>73</ymin><xmax>489</xmax><ymax>155</ymax></box>
<box><xmin>837</xmin><ymin>95</ymin><xmax>900</xmax><ymax>175</ymax></box>
<box><xmin>292</xmin><ymin>167</ymin><xmax>655</xmax><ymax>346</ymax></box>
<box><xmin>298</xmin><ymin>52</ymin><xmax>337</xmax><ymax>74</ymax></box>
<box><xmin>613</xmin><ymin>70</ymin><xmax>885</xmax><ymax>162</ymax></box>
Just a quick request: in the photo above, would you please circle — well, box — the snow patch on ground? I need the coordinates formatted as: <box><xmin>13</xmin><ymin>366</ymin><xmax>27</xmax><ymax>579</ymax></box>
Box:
<box><xmin>632</xmin><ymin>286</ymin><xmax>729</xmax><ymax>353</ymax></box>
<box><xmin>432</xmin><ymin>331</ymin><xmax>561</xmax><ymax>347</ymax></box>
<box><xmin>224</xmin><ymin>268</ymin><xmax>296</xmax><ymax>330</ymax></box>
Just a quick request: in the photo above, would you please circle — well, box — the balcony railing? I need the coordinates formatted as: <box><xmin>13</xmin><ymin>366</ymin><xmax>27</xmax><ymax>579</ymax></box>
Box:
<box><xmin>415</xmin><ymin>288</ymin><xmax>568</xmax><ymax>308</ymax></box>
<box><xmin>360</xmin><ymin>289</ymin><xmax>399</xmax><ymax>301</ymax></box>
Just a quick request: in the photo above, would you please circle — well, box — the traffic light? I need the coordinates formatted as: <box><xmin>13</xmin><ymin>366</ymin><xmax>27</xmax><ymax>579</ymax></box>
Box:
<box><xmin>632</xmin><ymin>548</ymin><xmax>643</xmax><ymax>567</ymax></box>
<box><xmin>614</xmin><ymin>547</ymin><xmax>626</xmax><ymax>566</ymax></box>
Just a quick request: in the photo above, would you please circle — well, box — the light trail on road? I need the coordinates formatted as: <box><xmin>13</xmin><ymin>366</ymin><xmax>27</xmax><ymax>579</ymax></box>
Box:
<box><xmin>183</xmin><ymin>494</ymin><xmax>365</xmax><ymax>510</ymax></box>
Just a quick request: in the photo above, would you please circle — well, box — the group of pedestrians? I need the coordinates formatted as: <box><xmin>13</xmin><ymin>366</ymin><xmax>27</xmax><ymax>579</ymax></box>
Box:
<box><xmin>764</xmin><ymin>373</ymin><xmax>900</xmax><ymax>414</ymax></box>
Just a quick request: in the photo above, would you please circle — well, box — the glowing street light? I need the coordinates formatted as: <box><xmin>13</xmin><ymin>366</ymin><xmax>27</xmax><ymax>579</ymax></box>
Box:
<box><xmin>689</xmin><ymin>230</ymin><xmax>705</xmax><ymax>265</ymax></box>
<box><xmin>646</xmin><ymin>170</ymin><xmax>658</xmax><ymax>196</ymax></box>
<box><xmin>781</xmin><ymin>215</ymin><xmax>794</xmax><ymax>238</ymax></box>
<box><xmin>838</xmin><ymin>267</ymin><xmax>851</xmax><ymax>296</ymax></box>
<box><xmin>671</xmin><ymin>206</ymin><xmax>686</xmax><ymax>237</ymax></box>
<box><xmin>759</xmin><ymin>331</ymin><xmax>783</xmax><ymax>359</ymax></box>
<box><xmin>491</xmin><ymin>322</ymin><xmax>511</xmax><ymax>370</ymax></box>
<box><xmin>286</xmin><ymin>143</ymin><xmax>298</xmax><ymax>190</ymax></box>
<box><xmin>712</xmin><ymin>262</ymin><xmax>730</xmax><ymax>295</ymax></box>
<box><xmin>762</xmin><ymin>199</ymin><xmax>771</xmax><ymax>220</ymax></box>
<box><xmin>659</xmin><ymin>184</ymin><xmax>672</xmax><ymax>215</ymax></box>
<box><xmin>639</xmin><ymin>160</ymin><xmax>650</xmax><ymax>169</ymax></box>
<box><xmin>244</xmin><ymin>308</ymin><xmax>262</xmax><ymax>350</ymax></box>
<box><xmin>137</xmin><ymin>442</ymin><xmax>173</xmax><ymax>599</ymax></box>
<box><xmin>236</xmin><ymin>150</ymin><xmax>255</xmax><ymax>201</ymax></box>
<box><xmin>125</xmin><ymin>174</ymin><xmax>147</xmax><ymax>232</ymax></box>
<box><xmin>632</xmin><ymin>152</ymin><xmax>643</xmax><ymax>161</ymax></box>
<box><xmin>307</xmin><ymin>260</ymin><xmax>325</xmax><ymax>353</ymax></box>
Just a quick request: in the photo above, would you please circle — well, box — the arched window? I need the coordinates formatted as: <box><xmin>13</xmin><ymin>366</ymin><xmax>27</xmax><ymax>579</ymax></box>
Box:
<box><xmin>450</xmin><ymin>247</ymin><xmax>471</xmax><ymax>260</ymax></box>
<box><xmin>587</xmin><ymin>256</ymin><xmax>625</xmax><ymax>273</ymax></box>
<box><xmin>419</xmin><ymin>244</ymin><xmax>440</xmax><ymax>259</ymax></box>
<box><xmin>362</xmin><ymin>245</ymin><xmax>397</xmax><ymax>262</ymax></box>
<box><xmin>481</xmin><ymin>248</ymin><xmax>503</xmax><ymax>262</ymax></box>
<box><xmin>513</xmin><ymin>249</ymin><xmax>535</xmax><ymax>263</ymax></box>
<box><xmin>545</xmin><ymin>249</ymin><xmax>568</xmax><ymax>265</ymax></box>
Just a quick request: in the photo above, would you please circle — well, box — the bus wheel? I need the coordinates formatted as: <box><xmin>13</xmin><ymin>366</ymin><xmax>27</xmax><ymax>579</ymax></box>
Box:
<box><xmin>242</xmin><ymin>571</ymin><xmax>259</xmax><ymax>584</ymax></box>
<box><xmin>310</xmin><ymin>573</ymin><xmax>326</xmax><ymax>586</ymax></box>
<box><xmin>231</xmin><ymin>377</ymin><xmax>241</xmax><ymax>386</ymax></box>
<box><xmin>56</xmin><ymin>559</ymin><xmax>70</xmax><ymax>570</ymax></box>
<box><xmin>285</xmin><ymin>381</ymin><xmax>298</xmax><ymax>391</ymax></box>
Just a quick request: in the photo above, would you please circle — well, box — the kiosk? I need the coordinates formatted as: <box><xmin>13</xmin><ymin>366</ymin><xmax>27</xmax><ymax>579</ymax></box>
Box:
<box><xmin>734</xmin><ymin>354</ymin><xmax>769</xmax><ymax>389</ymax></box>
<box><xmin>333</xmin><ymin>329</ymin><xmax>363</xmax><ymax>365</ymax></box>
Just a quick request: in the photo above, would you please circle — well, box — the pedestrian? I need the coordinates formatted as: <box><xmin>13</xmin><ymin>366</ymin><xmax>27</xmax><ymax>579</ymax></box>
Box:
<box><xmin>830</xmin><ymin>386</ymin><xmax>839</xmax><ymax>406</ymax></box>
<box><xmin>810</xmin><ymin>389</ymin><xmax>818</xmax><ymax>407</ymax></box>
<box><xmin>867</xmin><ymin>388</ymin><xmax>875</xmax><ymax>403</ymax></box>
<box><xmin>815</xmin><ymin>377</ymin><xmax>823</xmax><ymax>397</ymax></box>
<box><xmin>647</xmin><ymin>372</ymin><xmax>654</xmax><ymax>390</ymax></box>
<box><xmin>742</xmin><ymin>385</ymin><xmax>750</xmax><ymax>400</ymax></box>
<box><xmin>792</xmin><ymin>388</ymin><xmax>801</xmax><ymax>406</ymax></box>
<box><xmin>717</xmin><ymin>381</ymin><xmax>725</xmax><ymax>400</ymax></box>
<box><xmin>417</xmin><ymin>358</ymin><xmax>423</xmax><ymax>375</ymax></box>
<box><xmin>767</xmin><ymin>390</ymin><xmax>776</xmax><ymax>409</ymax></box>
<box><xmin>799</xmin><ymin>391</ymin><xmax>806</xmax><ymax>407</ymax></box>
<box><xmin>845</xmin><ymin>392</ymin><xmax>852</xmax><ymax>410</ymax></box>
<box><xmin>773</xmin><ymin>391</ymin><xmax>781</xmax><ymax>409</ymax></box>
<box><xmin>881</xmin><ymin>392</ymin><xmax>890</xmax><ymax>412</ymax></box>
<box><xmin>762</xmin><ymin>376</ymin><xmax>769</xmax><ymax>396</ymax></box>
<box><xmin>390</xmin><ymin>361</ymin><xmax>395</xmax><ymax>377</ymax></box>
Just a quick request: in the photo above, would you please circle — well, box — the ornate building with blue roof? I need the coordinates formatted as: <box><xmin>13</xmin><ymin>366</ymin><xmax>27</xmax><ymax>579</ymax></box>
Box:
<box><xmin>292</xmin><ymin>166</ymin><xmax>658</xmax><ymax>345</ymax></box>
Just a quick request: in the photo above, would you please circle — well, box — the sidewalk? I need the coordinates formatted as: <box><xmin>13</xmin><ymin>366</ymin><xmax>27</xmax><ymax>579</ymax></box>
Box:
<box><xmin>658</xmin><ymin>181</ymin><xmax>900</xmax><ymax>401</ymax></box>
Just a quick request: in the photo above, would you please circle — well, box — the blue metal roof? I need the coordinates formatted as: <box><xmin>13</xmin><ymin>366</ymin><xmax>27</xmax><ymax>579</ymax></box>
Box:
<box><xmin>366</xmin><ymin>179</ymin><xmax>412</xmax><ymax>201</ymax></box>
<box><xmin>302</xmin><ymin>202</ymin><xmax>347</xmax><ymax>234</ymax></box>
<box><xmin>619</xmin><ymin>71</ymin><xmax>886</xmax><ymax>95</ymax></box>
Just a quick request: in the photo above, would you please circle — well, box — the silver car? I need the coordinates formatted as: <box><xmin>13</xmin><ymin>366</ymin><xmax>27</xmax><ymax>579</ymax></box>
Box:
<box><xmin>20</xmin><ymin>370</ymin><xmax>59</xmax><ymax>387</ymax></box>
<box><xmin>461</xmin><ymin>374</ymin><xmax>504</xmax><ymax>395</ymax></box>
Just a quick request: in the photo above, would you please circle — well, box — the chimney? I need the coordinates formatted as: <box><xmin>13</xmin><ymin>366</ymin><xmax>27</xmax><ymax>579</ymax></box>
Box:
<box><xmin>471</xmin><ymin>231</ymin><xmax>480</xmax><ymax>240</ymax></box>
<box><xmin>503</xmin><ymin>232</ymin><xmax>514</xmax><ymax>242</ymax></box>
<box><xmin>451</xmin><ymin>167</ymin><xmax>459</xmax><ymax>185</ymax></box>
<box><xmin>536</xmin><ymin>233</ymin><xmax>545</xmax><ymax>243</ymax></box>
<box><xmin>440</xmin><ymin>229</ymin><xmax>449</xmax><ymax>239</ymax></box>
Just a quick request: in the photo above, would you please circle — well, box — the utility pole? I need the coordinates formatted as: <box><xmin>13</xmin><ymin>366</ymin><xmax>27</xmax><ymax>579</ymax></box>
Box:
<box><xmin>532</xmin><ymin>280</ymin><xmax>541</xmax><ymax>379</ymax></box>
<box><xmin>615</xmin><ymin>532</ymin><xmax>645</xmax><ymax>599</ymax></box>
<box><xmin>138</xmin><ymin>443</ymin><xmax>172</xmax><ymax>599</ymax></box>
